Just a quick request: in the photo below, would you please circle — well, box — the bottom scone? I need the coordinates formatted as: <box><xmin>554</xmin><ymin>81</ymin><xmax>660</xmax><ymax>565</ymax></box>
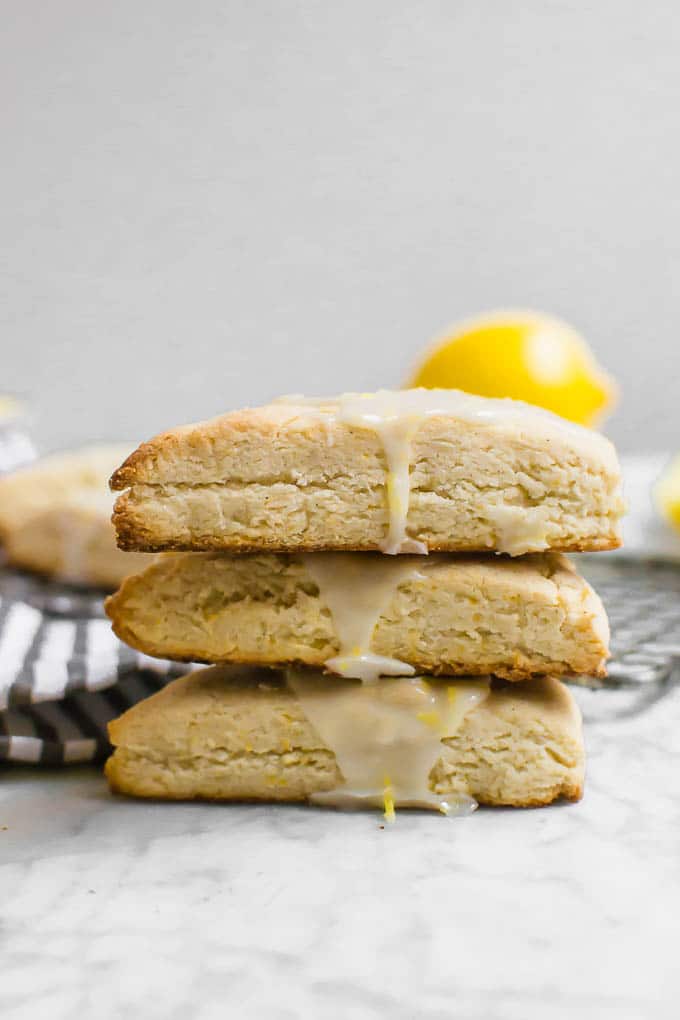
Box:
<box><xmin>106</xmin><ymin>666</ymin><xmax>585</xmax><ymax>812</ymax></box>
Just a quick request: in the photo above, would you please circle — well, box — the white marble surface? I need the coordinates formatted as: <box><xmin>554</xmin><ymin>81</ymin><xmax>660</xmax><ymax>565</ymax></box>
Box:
<box><xmin>2</xmin><ymin>680</ymin><xmax>680</xmax><ymax>1020</ymax></box>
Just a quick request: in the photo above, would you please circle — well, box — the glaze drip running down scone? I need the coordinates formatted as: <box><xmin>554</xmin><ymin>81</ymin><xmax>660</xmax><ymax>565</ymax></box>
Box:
<box><xmin>110</xmin><ymin>388</ymin><xmax>623</xmax><ymax>556</ymax></box>
<box><xmin>300</xmin><ymin>554</ymin><xmax>423</xmax><ymax>681</ymax></box>
<box><xmin>105</xmin><ymin>666</ymin><xmax>585</xmax><ymax>810</ymax></box>
<box><xmin>287</xmin><ymin>671</ymin><xmax>490</xmax><ymax>814</ymax></box>
<box><xmin>105</xmin><ymin>550</ymin><xmax>610</xmax><ymax>681</ymax></box>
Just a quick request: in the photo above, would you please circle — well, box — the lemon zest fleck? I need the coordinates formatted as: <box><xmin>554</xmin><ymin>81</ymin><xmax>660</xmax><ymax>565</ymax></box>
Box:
<box><xmin>416</xmin><ymin>710</ymin><xmax>441</xmax><ymax>730</ymax></box>
<box><xmin>383</xmin><ymin>776</ymin><xmax>396</xmax><ymax>823</ymax></box>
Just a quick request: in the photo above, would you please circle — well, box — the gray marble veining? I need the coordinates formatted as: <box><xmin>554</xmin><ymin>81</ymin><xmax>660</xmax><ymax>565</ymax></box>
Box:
<box><xmin>2</xmin><ymin>680</ymin><xmax>680</xmax><ymax>1020</ymax></box>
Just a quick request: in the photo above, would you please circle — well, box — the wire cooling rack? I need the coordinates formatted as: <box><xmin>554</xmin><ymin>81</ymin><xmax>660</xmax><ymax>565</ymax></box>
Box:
<box><xmin>1</xmin><ymin>555</ymin><xmax>679</xmax><ymax>738</ymax></box>
<box><xmin>579</xmin><ymin>557</ymin><xmax>680</xmax><ymax>685</ymax></box>
<box><xmin>572</xmin><ymin>556</ymin><xmax>680</xmax><ymax>722</ymax></box>
<box><xmin>5</xmin><ymin>556</ymin><xmax>680</xmax><ymax>689</ymax></box>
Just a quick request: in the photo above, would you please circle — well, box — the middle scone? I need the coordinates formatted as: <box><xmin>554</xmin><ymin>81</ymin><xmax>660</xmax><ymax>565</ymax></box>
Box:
<box><xmin>106</xmin><ymin>549</ymin><xmax>609</xmax><ymax>681</ymax></box>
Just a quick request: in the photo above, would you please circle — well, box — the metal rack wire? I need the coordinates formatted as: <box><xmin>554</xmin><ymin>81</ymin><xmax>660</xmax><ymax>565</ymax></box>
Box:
<box><xmin>571</xmin><ymin>557</ymin><xmax>680</xmax><ymax>723</ymax></box>
<box><xmin>2</xmin><ymin>556</ymin><xmax>680</xmax><ymax>726</ymax></box>
<box><xmin>580</xmin><ymin>557</ymin><xmax>680</xmax><ymax>685</ymax></box>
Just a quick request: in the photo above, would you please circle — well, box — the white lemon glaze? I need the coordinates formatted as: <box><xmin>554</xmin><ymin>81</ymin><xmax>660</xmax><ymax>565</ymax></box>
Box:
<box><xmin>302</xmin><ymin>552</ymin><xmax>432</xmax><ymax>682</ymax></box>
<box><xmin>484</xmin><ymin>504</ymin><xmax>554</xmax><ymax>556</ymax></box>
<box><xmin>287</xmin><ymin>670</ymin><xmax>490</xmax><ymax>815</ymax></box>
<box><xmin>279</xmin><ymin>388</ymin><xmax>604</xmax><ymax>555</ymax></box>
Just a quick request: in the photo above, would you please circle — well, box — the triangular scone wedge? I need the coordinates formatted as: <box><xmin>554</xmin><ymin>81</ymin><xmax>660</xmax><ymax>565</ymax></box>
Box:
<box><xmin>110</xmin><ymin>389</ymin><xmax>623</xmax><ymax>555</ymax></box>
<box><xmin>106</xmin><ymin>551</ymin><xmax>609</xmax><ymax>680</ymax></box>
<box><xmin>0</xmin><ymin>445</ymin><xmax>150</xmax><ymax>587</ymax></box>
<box><xmin>105</xmin><ymin>666</ymin><xmax>585</xmax><ymax>809</ymax></box>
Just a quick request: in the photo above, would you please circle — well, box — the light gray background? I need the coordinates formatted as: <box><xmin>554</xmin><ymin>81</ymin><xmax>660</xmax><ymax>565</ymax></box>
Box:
<box><xmin>2</xmin><ymin>1</ymin><xmax>679</xmax><ymax>453</ymax></box>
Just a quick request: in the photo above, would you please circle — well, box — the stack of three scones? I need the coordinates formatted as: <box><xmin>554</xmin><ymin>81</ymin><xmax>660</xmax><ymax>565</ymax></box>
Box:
<box><xmin>105</xmin><ymin>390</ymin><xmax>623</xmax><ymax>817</ymax></box>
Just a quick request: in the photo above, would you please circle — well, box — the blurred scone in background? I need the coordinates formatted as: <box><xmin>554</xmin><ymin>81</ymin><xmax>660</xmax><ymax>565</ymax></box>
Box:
<box><xmin>0</xmin><ymin>445</ymin><xmax>150</xmax><ymax>588</ymax></box>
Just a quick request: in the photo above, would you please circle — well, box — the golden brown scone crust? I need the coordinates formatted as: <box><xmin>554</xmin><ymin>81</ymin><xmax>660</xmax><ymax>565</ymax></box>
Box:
<box><xmin>112</xmin><ymin>510</ymin><xmax>621</xmax><ymax>556</ymax></box>
<box><xmin>109</xmin><ymin>398</ymin><xmax>623</xmax><ymax>555</ymax></box>
<box><xmin>106</xmin><ymin>551</ymin><xmax>609</xmax><ymax>680</ymax></box>
<box><xmin>105</xmin><ymin>666</ymin><xmax>584</xmax><ymax>808</ymax></box>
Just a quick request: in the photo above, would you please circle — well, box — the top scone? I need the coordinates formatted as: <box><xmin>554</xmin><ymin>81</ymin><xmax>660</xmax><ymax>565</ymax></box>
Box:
<box><xmin>111</xmin><ymin>389</ymin><xmax>623</xmax><ymax>555</ymax></box>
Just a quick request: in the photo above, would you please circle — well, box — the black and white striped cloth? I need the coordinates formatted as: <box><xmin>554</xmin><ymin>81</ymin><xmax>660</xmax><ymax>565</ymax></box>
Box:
<box><xmin>3</xmin><ymin>551</ymin><xmax>680</xmax><ymax>765</ymax></box>
<box><xmin>0</xmin><ymin>565</ymin><xmax>186</xmax><ymax>765</ymax></box>
<box><xmin>0</xmin><ymin>420</ymin><xmax>184</xmax><ymax>765</ymax></box>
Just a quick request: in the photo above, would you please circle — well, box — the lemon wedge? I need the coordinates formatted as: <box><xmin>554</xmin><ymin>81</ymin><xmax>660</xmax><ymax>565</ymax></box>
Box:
<box><xmin>408</xmin><ymin>310</ymin><xmax>617</xmax><ymax>426</ymax></box>
<box><xmin>655</xmin><ymin>457</ymin><xmax>680</xmax><ymax>532</ymax></box>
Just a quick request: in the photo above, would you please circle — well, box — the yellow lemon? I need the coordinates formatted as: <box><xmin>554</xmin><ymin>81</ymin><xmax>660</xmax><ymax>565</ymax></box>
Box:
<box><xmin>0</xmin><ymin>395</ymin><xmax>21</xmax><ymax>419</ymax></box>
<box><xmin>655</xmin><ymin>456</ymin><xmax>680</xmax><ymax>532</ymax></box>
<box><xmin>408</xmin><ymin>310</ymin><xmax>617</xmax><ymax>426</ymax></box>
